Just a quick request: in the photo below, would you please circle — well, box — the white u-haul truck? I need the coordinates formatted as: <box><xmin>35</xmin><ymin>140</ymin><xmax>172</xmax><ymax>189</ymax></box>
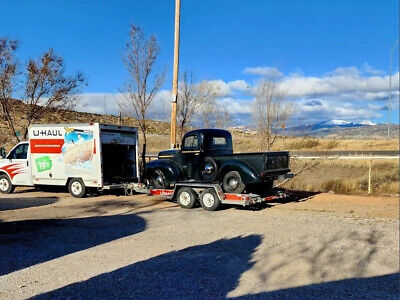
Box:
<box><xmin>0</xmin><ymin>123</ymin><xmax>139</xmax><ymax>198</ymax></box>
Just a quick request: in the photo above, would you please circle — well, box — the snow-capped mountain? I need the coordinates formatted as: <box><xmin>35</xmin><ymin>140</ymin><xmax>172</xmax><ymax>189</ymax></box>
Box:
<box><xmin>286</xmin><ymin>119</ymin><xmax>377</xmax><ymax>137</ymax></box>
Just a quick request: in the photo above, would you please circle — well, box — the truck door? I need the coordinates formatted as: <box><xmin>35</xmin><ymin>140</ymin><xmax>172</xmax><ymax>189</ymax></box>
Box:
<box><xmin>3</xmin><ymin>143</ymin><xmax>32</xmax><ymax>186</ymax></box>
<box><xmin>181</xmin><ymin>134</ymin><xmax>201</xmax><ymax>179</ymax></box>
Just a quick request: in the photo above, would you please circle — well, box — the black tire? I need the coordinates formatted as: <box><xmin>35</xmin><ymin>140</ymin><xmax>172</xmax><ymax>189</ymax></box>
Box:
<box><xmin>68</xmin><ymin>178</ymin><xmax>86</xmax><ymax>198</ymax></box>
<box><xmin>200</xmin><ymin>157</ymin><xmax>218</xmax><ymax>182</ymax></box>
<box><xmin>176</xmin><ymin>187</ymin><xmax>197</xmax><ymax>209</ymax></box>
<box><xmin>0</xmin><ymin>174</ymin><xmax>14</xmax><ymax>194</ymax></box>
<box><xmin>199</xmin><ymin>188</ymin><xmax>221</xmax><ymax>211</ymax></box>
<box><xmin>150</xmin><ymin>169</ymin><xmax>173</xmax><ymax>189</ymax></box>
<box><xmin>222</xmin><ymin>171</ymin><xmax>246</xmax><ymax>194</ymax></box>
<box><xmin>264</xmin><ymin>180</ymin><xmax>274</xmax><ymax>190</ymax></box>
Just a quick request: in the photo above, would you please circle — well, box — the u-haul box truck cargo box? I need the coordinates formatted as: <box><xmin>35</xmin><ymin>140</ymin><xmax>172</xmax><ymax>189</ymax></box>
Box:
<box><xmin>0</xmin><ymin>123</ymin><xmax>139</xmax><ymax>197</ymax></box>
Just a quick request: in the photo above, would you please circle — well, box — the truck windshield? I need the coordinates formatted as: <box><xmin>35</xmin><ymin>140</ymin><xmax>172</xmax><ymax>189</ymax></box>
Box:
<box><xmin>8</xmin><ymin>144</ymin><xmax>28</xmax><ymax>159</ymax></box>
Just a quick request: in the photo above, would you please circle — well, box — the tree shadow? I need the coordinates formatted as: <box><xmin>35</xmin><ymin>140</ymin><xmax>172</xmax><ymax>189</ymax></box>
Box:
<box><xmin>0</xmin><ymin>214</ymin><xmax>146</xmax><ymax>276</ymax></box>
<box><xmin>0</xmin><ymin>196</ymin><xmax>59</xmax><ymax>211</ymax></box>
<box><xmin>35</xmin><ymin>235</ymin><xmax>262</xmax><ymax>299</ymax></box>
<box><xmin>236</xmin><ymin>273</ymin><xmax>399</xmax><ymax>299</ymax></box>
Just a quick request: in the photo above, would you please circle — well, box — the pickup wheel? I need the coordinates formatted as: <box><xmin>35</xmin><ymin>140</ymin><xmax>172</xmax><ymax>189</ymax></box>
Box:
<box><xmin>0</xmin><ymin>174</ymin><xmax>14</xmax><ymax>194</ymax></box>
<box><xmin>200</xmin><ymin>157</ymin><xmax>218</xmax><ymax>182</ymax></box>
<box><xmin>68</xmin><ymin>178</ymin><xmax>86</xmax><ymax>198</ymax></box>
<box><xmin>199</xmin><ymin>188</ymin><xmax>221</xmax><ymax>211</ymax></box>
<box><xmin>176</xmin><ymin>187</ymin><xmax>197</xmax><ymax>209</ymax></box>
<box><xmin>222</xmin><ymin>171</ymin><xmax>246</xmax><ymax>194</ymax></box>
<box><xmin>150</xmin><ymin>169</ymin><xmax>173</xmax><ymax>189</ymax></box>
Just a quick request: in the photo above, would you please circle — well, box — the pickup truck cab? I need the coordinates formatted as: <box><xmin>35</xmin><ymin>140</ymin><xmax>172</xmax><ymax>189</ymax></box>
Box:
<box><xmin>145</xmin><ymin>129</ymin><xmax>291</xmax><ymax>194</ymax></box>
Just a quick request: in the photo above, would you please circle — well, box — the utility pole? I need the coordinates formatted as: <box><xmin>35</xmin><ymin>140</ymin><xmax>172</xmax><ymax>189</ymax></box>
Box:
<box><xmin>170</xmin><ymin>0</ymin><xmax>181</xmax><ymax>148</ymax></box>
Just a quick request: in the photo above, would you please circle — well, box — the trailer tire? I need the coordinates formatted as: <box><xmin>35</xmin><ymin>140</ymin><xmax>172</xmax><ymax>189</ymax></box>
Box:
<box><xmin>0</xmin><ymin>174</ymin><xmax>14</xmax><ymax>194</ymax></box>
<box><xmin>68</xmin><ymin>178</ymin><xmax>86</xmax><ymax>198</ymax></box>
<box><xmin>199</xmin><ymin>188</ymin><xmax>221</xmax><ymax>211</ymax></box>
<box><xmin>222</xmin><ymin>171</ymin><xmax>245</xmax><ymax>194</ymax></box>
<box><xmin>176</xmin><ymin>187</ymin><xmax>197</xmax><ymax>209</ymax></box>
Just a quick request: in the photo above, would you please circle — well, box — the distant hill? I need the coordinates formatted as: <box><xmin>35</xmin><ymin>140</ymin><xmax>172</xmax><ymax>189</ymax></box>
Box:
<box><xmin>285</xmin><ymin>120</ymin><xmax>399</xmax><ymax>139</ymax></box>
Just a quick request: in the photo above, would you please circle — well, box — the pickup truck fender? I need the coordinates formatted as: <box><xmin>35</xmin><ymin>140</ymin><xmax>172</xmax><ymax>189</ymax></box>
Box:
<box><xmin>145</xmin><ymin>159</ymin><xmax>183</xmax><ymax>183</ymax></box>
<box><xmin>218</xmin><ymin>160</ymin><xmax>259</xmax><ymax>184</ymax></box>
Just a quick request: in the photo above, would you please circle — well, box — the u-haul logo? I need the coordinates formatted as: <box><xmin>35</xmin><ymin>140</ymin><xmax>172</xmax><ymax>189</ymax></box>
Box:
<box><xmin>32</xmin><ymin>129</ymin><xmax>63</xmax><ymax>137</ymax></box>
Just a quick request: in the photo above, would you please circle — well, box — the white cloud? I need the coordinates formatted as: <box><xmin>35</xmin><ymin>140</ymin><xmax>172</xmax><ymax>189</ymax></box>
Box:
<box><xmin>243</xmin><ymin>66</ymin><xmax>282</xmax><ymax>77</ymax></box>
<box><xmin>280</xmin><ymin>71</ymin><xmax>399</xmax><ymax>98</ymax></box>
<box><xmin>362</xmin><ymin>63</ymin><xmax>384</xmax><ymax>75</ymax></box>
<box><xmin>328</xmin><ymin>66</ymin><xmax>361</xmax><ymax>76</ymax></box>
<box><xmin>76</xmin><ymin>65</ymin><xmax>399</xmax><ymax>126</ymax></box>
<box><xmin>209</xmin><ymin>79</ymin><xmax>250</xmax><ymax>97</ymax></box>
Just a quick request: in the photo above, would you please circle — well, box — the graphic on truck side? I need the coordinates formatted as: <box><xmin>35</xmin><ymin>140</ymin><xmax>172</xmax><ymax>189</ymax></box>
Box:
<box><xmin>63</xmin><ymin>129</ymin><xmax>95</xmax><ymax>176</ymax></box>
<box><xmin>35</xmin><ymin>156</ymin><xmax>53</xmax><ymax>172</ymax></box>
<box><xmin>0</xmin><ymin>164</ymin><xmax>26</xmax><ymax>179</ymax></box>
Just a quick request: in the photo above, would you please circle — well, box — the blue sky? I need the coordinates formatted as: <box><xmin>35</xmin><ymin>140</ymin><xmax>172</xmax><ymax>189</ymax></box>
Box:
<box><xmin>1</xmin><ymin>0</ymin><xmax>399</xmax><ymax>125</ymax></box>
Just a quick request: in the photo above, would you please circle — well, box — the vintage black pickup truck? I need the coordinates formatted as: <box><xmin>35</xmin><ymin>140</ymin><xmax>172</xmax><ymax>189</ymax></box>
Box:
<box><xmin>145</xmin><ymin>129</ymin><xmax>291</xmax><ymax>194</ymax></box>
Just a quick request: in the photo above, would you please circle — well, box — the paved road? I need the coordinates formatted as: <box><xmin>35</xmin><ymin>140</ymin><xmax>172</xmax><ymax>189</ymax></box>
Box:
<box><xmin>0</xmin><ymin>190</ymin><xmax>398</xmax><ymax>299</ymax></box>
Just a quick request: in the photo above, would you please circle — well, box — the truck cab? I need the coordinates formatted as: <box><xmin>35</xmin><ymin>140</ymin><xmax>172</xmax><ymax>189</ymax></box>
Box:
<box><xmin>0</xmin><ymin>142</ymin><xmax>33</xmax><ymax>193</ymax></box>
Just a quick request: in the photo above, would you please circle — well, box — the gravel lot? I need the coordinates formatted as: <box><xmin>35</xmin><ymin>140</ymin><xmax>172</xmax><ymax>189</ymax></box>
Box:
<box><xmin>0</xmin><ymin>189</ymin><xmax>398</xmax><ymax>299</ymax></box>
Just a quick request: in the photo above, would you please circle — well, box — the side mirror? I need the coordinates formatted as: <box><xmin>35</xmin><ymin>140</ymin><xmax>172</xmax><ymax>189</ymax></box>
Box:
<box><xmin>0</xmin><ymin>147</ymin><xmax>6</xmax><ymax>159</ymax></box>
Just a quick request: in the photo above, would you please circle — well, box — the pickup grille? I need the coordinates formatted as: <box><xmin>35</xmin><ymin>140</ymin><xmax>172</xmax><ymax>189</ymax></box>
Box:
<box><xmin>267</xmin><ymin>155</ymin><xmax>288</xmax><ymax>170</ymax></box>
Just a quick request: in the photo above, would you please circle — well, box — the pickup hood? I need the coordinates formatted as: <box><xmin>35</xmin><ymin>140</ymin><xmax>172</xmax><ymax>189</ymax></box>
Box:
<box><xmin>158</xmin><ymin>149</ymin><xmax>180</xmax><ymax>159</ymax></box>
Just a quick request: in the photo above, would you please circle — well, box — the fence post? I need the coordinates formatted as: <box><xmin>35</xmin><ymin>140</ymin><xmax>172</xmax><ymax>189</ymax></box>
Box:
<box><xmin>368</xmin><ymin>159</ymin><xmax>372</xmax><ymax>195</ymax></box>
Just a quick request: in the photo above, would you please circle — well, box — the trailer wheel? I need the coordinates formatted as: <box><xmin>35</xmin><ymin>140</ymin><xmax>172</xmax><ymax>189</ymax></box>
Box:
<box><xmin>0</xmin><ymin>174</ymin><xmax>14</xmax><ymax>194</ymax></box>
<box><xmin>222</xmin><ymin>171</ymin><xmax>245</xmax><ymax>194</ymax></box>
<box><xmin>199</xmin><ymin>188</ymin><xmax>221</xmax><ymax>211</ymax></box>
<box><xmin>176</xmin><ymin>187</ymin><xmax>197</xmax><ymax>209</ymax></box>
<box><xmin>68</xmin><ymin>178</ymin><xmax>86</xmax><ymax>198</ymax></box>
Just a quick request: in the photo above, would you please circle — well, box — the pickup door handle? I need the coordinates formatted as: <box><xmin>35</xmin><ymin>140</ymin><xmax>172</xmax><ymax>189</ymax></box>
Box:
<box><xmin>27</xmin><ymin>161</ymin><xmax>29</xmax><ymax>167</ymax></box>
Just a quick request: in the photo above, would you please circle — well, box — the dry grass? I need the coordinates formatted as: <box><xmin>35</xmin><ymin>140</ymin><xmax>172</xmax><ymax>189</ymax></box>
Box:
<box><xmin>282</xmin><ymin>159</ymin><xmax>399</xmax><ymax>196</ymax></box>
<box><xmin>230</xmin><ymin>132</ymin><xmax>399</xmax><ymax>152</ymax></box>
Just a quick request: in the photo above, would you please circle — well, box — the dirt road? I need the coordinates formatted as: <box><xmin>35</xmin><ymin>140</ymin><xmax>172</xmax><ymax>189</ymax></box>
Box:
<box><xmin>0</xmin><ymin>189</ymin><xmax>398</xmax><ymax>299</ymax></box>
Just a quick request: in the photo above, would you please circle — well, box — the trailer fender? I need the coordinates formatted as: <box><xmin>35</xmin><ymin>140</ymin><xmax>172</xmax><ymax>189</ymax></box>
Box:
<box><xmin>145</xmin><ymin>159</ymin><xmax>183</xmax><ymax>184</ymax></box>
<box><xmin>218</xmin><ymin>160</ymin><xmax>259</xmax><ymax>184</ymax></box>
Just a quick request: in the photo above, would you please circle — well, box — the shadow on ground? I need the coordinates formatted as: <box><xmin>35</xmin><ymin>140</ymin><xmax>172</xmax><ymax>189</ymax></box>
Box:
<box><xmin>237</xmin><ymin>273</ymin><xmax>399</xmax><ymax>299</ymax></box>
<box><xmin>35</xmin><ymin>229</ymin><xmax>398</xmax><ymax>299</ymax></box>
<box><xmin>0</xmin><ymin>196</ymin><xmax>59</xmax><ymax>211</ymax></box>
<box><xmin>35</xmin><ymin>235</ymin><xmax>262</xmax><ymax>299</ymax></box>
<box><xmin>0</xmin><ymin>214</ymin><xmax>146</xmax><ymax>276</ymax></box>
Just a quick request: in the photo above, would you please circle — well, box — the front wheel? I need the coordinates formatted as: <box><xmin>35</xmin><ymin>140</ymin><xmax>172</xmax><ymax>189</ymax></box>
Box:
<box><xmin>0</xmin><ymin>174</ymin><xmax>14</xmax><ymax>194</ymax></box>
<box><xmin>199</xmin><ymin>188</ymin><xmax>221</xmax><ymax>211</ymax></box>
<box><xmin>68</xmin><ymin>178</ymin><xmax>86</xmax><ymax>198</ymax></box>
<box><xmin>149</xmin><ymin>169</ymin><xmax>173</xmax><ymax>189</ymax></box>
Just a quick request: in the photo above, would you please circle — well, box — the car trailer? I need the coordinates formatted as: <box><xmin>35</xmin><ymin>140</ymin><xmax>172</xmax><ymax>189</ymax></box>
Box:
<box><xmin>126</xmin><ymin>182</ymin><xmax>289</xmax><ymax>211</ymax></box>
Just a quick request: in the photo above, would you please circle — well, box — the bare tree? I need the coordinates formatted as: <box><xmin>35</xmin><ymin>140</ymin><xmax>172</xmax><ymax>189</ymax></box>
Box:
<box><xmin>196</xmin><ymin>81</ymin><xmax>232</xmax><ymax>129</ymax></box>
<box><xmin>177</xmin><ymin>71</ymin><xmax>205</xmax><ymax>142</ymax></box>
<box><xmin>0</xmin><ymin>38</ymin><xmax>19</xmax><ymax>142</ymax></box>
<box><xmin>0</xmin><ymin>37</ymin><xmax>85</xmax><ymax>142</ymax></box>
<box><xmin>22</xmin><ymin>49</ymin><xmax>85</xmax><ymax>139</ymax></box>
<box><xmin>119</xmin><ymin>25</ymin><xmax>165</xmax><ymax>145</ymax></box>
<box><xmin>252</xmin><ymin>74</ymin><xmax>295</xmax><ymax>150</ymax></box>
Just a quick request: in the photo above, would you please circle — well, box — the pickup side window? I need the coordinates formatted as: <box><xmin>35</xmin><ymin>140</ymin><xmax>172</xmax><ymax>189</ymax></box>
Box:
<box><xmin>182</xmin><ymin>135</ymin><xmax>199</xmax><ymax>151</ymax></box>
<box><xmin>7</xmin><ymin>143</ymin><xmax>28</xmax><ymax>160</ymax></box>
